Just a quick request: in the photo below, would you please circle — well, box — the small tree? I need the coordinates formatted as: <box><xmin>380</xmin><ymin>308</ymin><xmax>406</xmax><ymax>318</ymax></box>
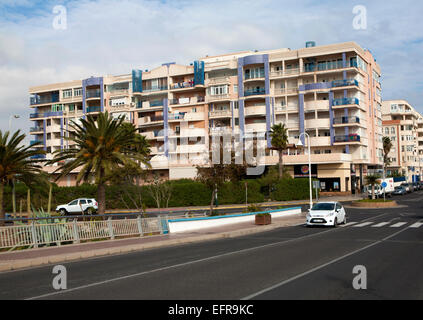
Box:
<box><xmin>365</xmin><ymin>174</ymin><xmax>381</xmax><ymax>200</ymax></box>
<box><xmin>382</xmin><ymin>136</ymin><xmax>393</xmax><ymax>177</ymax></box>
<box><xmin>270</xmin><ymin>123</ymin><xmax>289</xmax><ymax>179</ymax></box>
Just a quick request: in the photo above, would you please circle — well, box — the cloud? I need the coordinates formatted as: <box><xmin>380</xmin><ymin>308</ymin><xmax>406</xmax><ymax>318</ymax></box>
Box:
<box><xmin>0</xmin><ymin>0</ymin><xmax>422</xmax><ymax>139</ymax></box>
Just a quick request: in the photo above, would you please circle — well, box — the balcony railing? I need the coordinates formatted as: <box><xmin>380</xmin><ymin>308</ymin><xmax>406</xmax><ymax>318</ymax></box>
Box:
<box><xmin>30</xmin><ymin>154</ymin><xmax>46</xmax><ymax>160</ymax></box>
<box><xmin>86</xmin><ymin>106</ymin><xmax>101</xmax><ymax>113</ymax></box>
<box><xmin>30</xmin><ymin>94</ymin><xmax>59</xmax><ymax>105</ymax></box>
<box><xmin>333</xmin><ymin>98</ymin><xmax>360</xmax><ymax>106</ymax></box>
<box><xmin>334</xmin><ymin>134</ymin><xmax>361</xmax><ymax>143</ymax></box>
<box><xmin>30</xmin><ymin>111</ymin><xmax>63</xmax><ymax>118</ymax></box>
<box><xmin>86</xmin><ymin>90</ymin><xmax>101</xmax><ymax>99</ymax></box>
<box><xmin>331</xmin><ymin>79</ymin><xmax>359</xmax><ymax>88</ymax></box>
<box><xmin>333</xmin><ymin>116</ymin><xmax>360</xmax><ymax>125</ymax></box>
<box><xmin>30</xmin><ymin>140</ymin><xmax>43</xmax><ymax>146</ymax></box>
<box><xmin>143</xmin><ymin>86</ymin><xmax>168</xmax><ymax>93</ymax></box>
<box><xmin>244</xmin><ymin>88</ymin><xmax>265</xmax><ymax>96</ymax></box>
<box><xmin>170</xmin><ymin>80</ymin><xmax>194</xmax><ymax>90</ymax></box>
<box><xmin>150</xmin><ymin>100</ymin><xmax>164</xmax><ymax>107</ymax></box>
<box><xmin>150</xmin><ymin>115</ymin><xmax>164</xmax><ymax>122</ymax></box>
<box><xmin>168</xmin><ymin>113</ymin><xmax>186</xmax><ymax>120</ymax></box>
<box><xmin>30</xmin><ymin>126</ymin><xmax>43</xmax><ymax>132</ymax></box>
<box><xmin>209</xmin><ymin>110</ymin><xmax>231</xmax><ymax>118</ymax></box>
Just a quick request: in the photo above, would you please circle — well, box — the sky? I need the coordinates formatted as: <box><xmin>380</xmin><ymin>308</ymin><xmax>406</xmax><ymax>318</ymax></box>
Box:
<box><xmin>0</xmin><ymin>0</ymin><xmax>422</xmax><ymax>140</ymax></box>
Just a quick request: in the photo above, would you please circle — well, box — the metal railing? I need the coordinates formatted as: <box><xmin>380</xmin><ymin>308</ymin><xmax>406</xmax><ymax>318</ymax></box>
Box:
<box><xmin>334</xmin><ymin>134</ymin><xmax>361</xmax><ymax>143</ymax></box>
<box><xmin>333</xmin><ymin>97</ymin><xmax>360</xmax><ymax>106</ymax></box>
<box><xmin>0</xmin><ymin>215</ymin><xmax>169</xmax><ymax>249</ymax></box>
<box><xmin>333</xmin><ymin>116</ymin><xmax>360</xmax><ymax>125</ymax></box>
<box><xmin>244</xmin><ymin>88</ymin><xmax>265</xmax><ymax>96</ymax></box>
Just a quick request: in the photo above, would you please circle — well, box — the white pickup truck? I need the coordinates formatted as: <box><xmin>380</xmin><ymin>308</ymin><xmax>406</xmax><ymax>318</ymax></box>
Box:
<box><xmin>365</xmin><ymin>178</ymin><xmax>394</xmax><ymax>198</ymax></box>
<box><xmin>56</xmin><ymin>198</ymin><xmax>98</xmax><ymax>215</ymax></box>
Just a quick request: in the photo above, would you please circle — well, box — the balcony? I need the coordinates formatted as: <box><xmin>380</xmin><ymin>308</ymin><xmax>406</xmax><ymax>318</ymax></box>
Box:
<box><xmin>168</xmin><ymin>113</ymin><xmax>186</xmax><ymax>121</ymax></box>
<box><xmin>142</xmin><ymin>85</ymin><xmax>168</xmax><ymax>93</ymax></box>
<box><xmin>206</xmin><ymin>94</ymin><xmax>231</xmax><ymax>102</ymax></box>
<box><xmin>30</xmin><ymin>154</ymin><xmax>46</xmax><ymax>160</ymax></box>
<box><xmin>270</xmin><ymin>68</ymin><xmax>300</xmax><ymax>78</ymax></box>
<box><xmin>86</xmin><ymin>90</ymin><xmax>101</xmax><ymax>99</ymax></box>
<box><xmin>245</xmin><ymin>105</ymin><xmax>266</xmax><ymax>117</ymax></box>
<box><xmin>333</xmin><ymin>116</ymin><xmax>360</xmax><ymax>125</ymax></box>
<box><xmin>332</xmin><ymin>98</ymin><xmax>359</xmax><ymax>106</ymax></box>
<box><xmin>305</xmin><ymin>118</ymin><xmax>330</xmax><ymax>128</ymax></box>
<box><xmin>331</xmin><ymin>79</ymin><xmax>358</xmax><ymax>88</ymax></box>
<box><xmin>209</xmin><ymin>110</ymin><xmax>231</xmax><ymax>118</ymax></box>
<box><xmin>86</xmin><ymin>106</ymin><xmax>101</xmax><ymax>113</ymax></box>
<box><xmin>30</xmin><ymin>93</ymin><xmax>59</xmax><ymax>105</ymax></box>
<box><xmin>170</xmin><ymin>80</ymin><xmax>195</xmax><ymax>90</ymax></box>
<box><xmin>245</xmin><ymin>70</ymin><xmax>265</xmax><ymax>80</ymax></box>
<box><xmin>334</xmin><ymin>134</ymin><xmax>361</xmax><ymax>143</ymax></box>
<box><xmin>30</xmin><ymin>126</ymin><xmax>43</xmax><ymax>132</ymax></box>
<box><xmin>30</xmin><ymin>140</ymin><xmax>43</xmax><ymax>146</ymax></box>
<box><xmin>274</xmin><ymin>88</ymin><xmax>298</xmax><ymax>95</ymax></box>
<box><xmin>169</xmin><ymin>96</ymin><xmax>205</xmax><ymax>106</ymax></box>
<box><xmin>244</xmin><ymin>88</ymin><xmax>265</xmax><ymax>97</ymax></box>
<box><xmin>206</xmin><ymin>76</ymin><xmax>231</xmax><ymax>86</ymax></box>
<box><xmin>304</xmin><ymin>100</ymin><xmax>329</xmax><ymax>111</ymax></box>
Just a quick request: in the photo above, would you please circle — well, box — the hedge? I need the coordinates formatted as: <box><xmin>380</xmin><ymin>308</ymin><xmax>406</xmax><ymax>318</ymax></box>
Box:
<box><xmin>2</xmin><ymin>177</ymin><xmax>316</xmax><ymax>212</ymax></box>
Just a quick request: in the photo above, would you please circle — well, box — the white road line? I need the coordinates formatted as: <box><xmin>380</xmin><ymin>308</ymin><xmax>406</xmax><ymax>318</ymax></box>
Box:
<box><xmin>409</xmin><ymin>222</ymin><xmax>423</xmax><ymax>228</ymax></box>
<box><xmin>241</xmin><ymin>222</ymin><xmax>418</xmax><ymax>300</ymax></box>
<box><xmin>390</xmin><ymin>222</ymin><xmax>408</xmax><ymax>228</ymax></box>
<box><xmin>372</xmin><ymin>222</ymin><xmax>391</xmax><ymax>228</ymax></box>
<box><xmin>353</xmin><ymin>222</ymin><xmax>374</xmax><ymax>227</ymax></box>
<box><xmin>340</xmin><ymin>222</ymin><xmax>357</xmax><ymax>227</ymax></box>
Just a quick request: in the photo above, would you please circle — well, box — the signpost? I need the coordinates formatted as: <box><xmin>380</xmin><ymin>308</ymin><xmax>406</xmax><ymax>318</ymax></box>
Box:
<box><xmin>381</xmin><ymin>181</ymin><xmax>387</xmax><ymax>202</ymax></box>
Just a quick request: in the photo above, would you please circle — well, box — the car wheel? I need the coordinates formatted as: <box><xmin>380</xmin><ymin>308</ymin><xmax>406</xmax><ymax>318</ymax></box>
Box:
<box><xmin>333</xmin><ymin>218</ymin><xmax>338</xmax><ymax>228</ymax></box>
<box><xmin>85</xmin><ymin>207</ymin><xmax>95</xmax><ymax>215</ymax></box>
<box><xmin>59</xmin><ymin>209</ymin><xmax>67</xmax><ymax>216</ymax></box>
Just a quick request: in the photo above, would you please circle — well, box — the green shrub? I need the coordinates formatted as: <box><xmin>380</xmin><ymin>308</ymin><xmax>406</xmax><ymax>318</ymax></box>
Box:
<box><xmin>271</xmin><ymin>178</ymin><xmax>319</xmax><ymax>201</ymax></box>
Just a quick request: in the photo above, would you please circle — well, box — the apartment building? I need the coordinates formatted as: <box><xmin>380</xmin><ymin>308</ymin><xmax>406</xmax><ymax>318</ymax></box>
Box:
<box><xmin>382</xmin><ymin>100</ymin><xmax>423</xmax><ymax>182</ymax></box>
<box><xmin>29</xmin><ymin>41</ymin><xmax>383</xmax><ymax>193</ymax></box>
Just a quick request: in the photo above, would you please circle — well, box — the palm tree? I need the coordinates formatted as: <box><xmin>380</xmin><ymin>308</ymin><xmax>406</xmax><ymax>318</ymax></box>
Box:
<box><xmin>49</xmin><ymin>112</ymin><xmax>148</xmax><ymax>215</ymax></box>
<box><xmin>270</xmin><ymin>123</ymin><xmax>289</xmax><ymax>178</ymax></box>
<box><xmin>382</xmin><ymin>136</ymin><xmax>393</xmax><ymax>176</ymax></box>
<box><xmin>365</xmin><ymin>174</ymin><xmax>381</xmax><ymax>200</ymax></box>
<box><xmin>0</xmin><ymin>130</ymin><xmax>46</xmax><ymax>225</ymax></box>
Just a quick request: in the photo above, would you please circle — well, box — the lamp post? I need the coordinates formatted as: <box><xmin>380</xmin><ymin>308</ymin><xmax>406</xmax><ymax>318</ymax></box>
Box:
<box><xmin>9</xmin><ymin>114</ymin><xmax>20</xmax><ymax>130</ymax></box>
<box><xmin>297</xmin><ymin>132</ymin><xmax>313</xmax><ymax>210</ymax></box>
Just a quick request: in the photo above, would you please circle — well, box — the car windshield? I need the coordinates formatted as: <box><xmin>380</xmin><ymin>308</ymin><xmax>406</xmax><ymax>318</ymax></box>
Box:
<box><xmin>312</xmin><ymin>203</ymin><xmax>335</xmax><ymax>211</ymax></box>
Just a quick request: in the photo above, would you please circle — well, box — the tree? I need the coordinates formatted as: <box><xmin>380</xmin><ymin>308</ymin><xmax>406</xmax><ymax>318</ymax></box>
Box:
<box><xmin>270</xmin><ymin>123</ymin><xmax>289</xmax><ymax>178</ymax></box>
<box><xmin>382</xmin><ymin>136</ymin><xmax>393</xmax><ymax>176</ymax></box>
<box><xmin>49</xmin><ymin>112</ymin><xmax>147</xmax><ymax>215</ymax></box>
<box><xmin>365</xmin><ymin>174</ymin><xmax>381</xmax><ymax>200</ymax></box>
<box><xmin>0</xmin><ymin>130</ymin><xmax>46</xmax><ymax>225</ymax></box>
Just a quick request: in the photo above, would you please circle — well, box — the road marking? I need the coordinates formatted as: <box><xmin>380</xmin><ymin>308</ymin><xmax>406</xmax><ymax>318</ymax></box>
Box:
<box><xmin>372</xmin><ymin>222</ymin><xmax>390</xmax><ymax>228</ymax></box>
<box><xmin>390</xmin><ymin>222</ymin><xmax>408</xmax><ymax>228</ymax></box>
<box><xmin>241</xmin><ymin>221</ymin><xmax>419</xmax><ymax>300</ymax></box>
<box><xmin>409</xmin><ymin>222</ymin><xmax>423</xmax><ymax>228</ymax></box>
<box><xmin>340</xmin><ymin>222</ymin><xmax>357</xmax><ymax>227</ymax></box>
<box><xmin>24</xmin><ymin>211</ymin><xmax>395</xmax><ymax>300</ymax></box>
<box><xmin>353</xmin><ymin>222</ymin><xmax>373</xmax><ymax>227</ymax></box>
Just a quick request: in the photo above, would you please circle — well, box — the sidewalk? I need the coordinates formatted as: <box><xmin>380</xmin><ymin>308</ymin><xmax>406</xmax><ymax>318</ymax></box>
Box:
<box><xmin>0</xmin><ymin>212</ymin><xmax>306</xmax><ymax>272</ymax></box>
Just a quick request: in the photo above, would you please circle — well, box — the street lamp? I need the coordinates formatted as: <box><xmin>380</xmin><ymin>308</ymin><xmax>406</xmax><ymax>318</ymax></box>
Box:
<box><xmin>297</xmin><ymin>132</ymin><xmax>313</xmax><ymax>210</ymax></box>
<box><xmin>9</xmin><ymin>114</ymin><xmax>20</xmax><ymax>130</ymax></box>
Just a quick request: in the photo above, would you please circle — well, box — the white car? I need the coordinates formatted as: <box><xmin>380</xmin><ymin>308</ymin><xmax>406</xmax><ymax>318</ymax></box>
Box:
<box><xmin>56</xmin><ymin>198</ymin><xmax>98</xmax><ymax>215</ymax></box>
<box><xmin>306</xmin><ymin>202</ymin><xmax>346</xmax><ymax>227</ymax></box>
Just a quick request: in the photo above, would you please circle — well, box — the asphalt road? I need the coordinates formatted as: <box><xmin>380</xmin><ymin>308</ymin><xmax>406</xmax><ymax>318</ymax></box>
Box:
<box><xmin>1</xmin><ymin>192</ymin><xmax>423</xmax><ymax>300</ymax></box>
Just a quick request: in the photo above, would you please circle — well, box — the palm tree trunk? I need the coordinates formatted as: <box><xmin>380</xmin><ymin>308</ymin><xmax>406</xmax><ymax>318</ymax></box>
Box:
<box><xmin>0</xmin><ymin>183</ymin><xmax>5</xmax><ymax>226</ymax></box>
<box><xmin>97</xmin><ymin>182</ymin><xmax>106</xmax><ymax>215</ymax></box>
<box><xmin>278</xmin><ymin>151</ymin><xmax>283</xmax><ymax>179</ymax></box>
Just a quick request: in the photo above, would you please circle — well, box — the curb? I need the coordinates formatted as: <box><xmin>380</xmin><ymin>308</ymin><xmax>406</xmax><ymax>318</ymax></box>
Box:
<box><xmin>0</xmin><ymin>217</ymin><xmax>305</xmax><ymax>272</ymax></box>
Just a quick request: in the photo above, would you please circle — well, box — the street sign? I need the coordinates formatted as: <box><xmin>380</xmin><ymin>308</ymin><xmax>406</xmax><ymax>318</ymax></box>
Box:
<box><xmin>313</xmin><ymin>181</ymin><xmax>320</xmax><ymax>189</ymax></box>
<box><xmin>381</xmin><ymin>182</ymin><xmax>387</xmax><ymax>188</ymax></box>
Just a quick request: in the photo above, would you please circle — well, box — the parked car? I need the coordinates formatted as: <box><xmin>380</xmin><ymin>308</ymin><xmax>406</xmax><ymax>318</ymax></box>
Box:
<box><xmin>56</xmin><ymin>198</ymin><xmax>98</xmax><ymax>215</ymax></box>
<box><xmin>401</xmin><ymin>183</ymin><xmax>413</xmax><ymax>193</ymax></box>
<box><xmin>393</xmin><ymin>186</ymin><xmax>407</xmax><ymax>196</ymax></box>
<box><xmin>412</xmin><ymin>182</ymin><xmax>421</xmax><ymax>191</ymax></box>
<box><xmin>306</xmin><ymin>202</ymin><xmax>346</xmax><ymax>227</ymax></box>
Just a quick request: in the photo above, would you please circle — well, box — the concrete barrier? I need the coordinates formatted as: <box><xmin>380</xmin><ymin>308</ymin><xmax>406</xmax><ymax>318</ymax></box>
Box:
<box><xmin>168</xmin><ymin>207</ymin><xmax>302</xmax><ymax>233</ymax></box>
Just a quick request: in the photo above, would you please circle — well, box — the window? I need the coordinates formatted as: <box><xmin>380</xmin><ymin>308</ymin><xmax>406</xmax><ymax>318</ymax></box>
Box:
<box><xmin>73</xmin><ymin>88</ymin><xmax>82</xmax><ymax>97</ymax></box>
<box><xmin>62</xmin><ymin>89</ymin><xmax>72</xmax><ymax>99</ymax></box>
<box><xmin>385</xmin><ymin>128</ymin><xmax>389</xmax><ymax>134</ymax></box>
<box><xmin>210</xmin><ymin>85</ymin><xmax>228</xmax><ymax>95</ymax></box>
<box><xmin>79</xmin><ymin>200</ymin><xmax>87</xmax><ymax>205</ymax></box>
<box><xmin>68</xmin><ymin>104</ymin><xmax>75</xmax><ymax>112</ymax></box>
<box><xmin>69</xmin><ymin>200</ymin><xmax>78</xmax><ymax>206</ymax></box>
<box><xmin>391</xmin><ymin>127</ymin><xmax>395</xmax><ymax>134</ymax></box>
